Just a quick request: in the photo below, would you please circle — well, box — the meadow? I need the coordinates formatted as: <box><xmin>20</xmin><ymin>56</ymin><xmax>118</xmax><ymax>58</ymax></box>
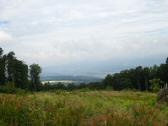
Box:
<box><xmin>0</xmin><ymin>91</ymin><xmax>168</xmax><ymax>126</ymax></box>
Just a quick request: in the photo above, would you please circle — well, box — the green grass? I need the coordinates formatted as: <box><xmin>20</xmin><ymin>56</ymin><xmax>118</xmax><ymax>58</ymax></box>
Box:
<box><xmin>0</xmin><ymin>91</ymin><xmax>168</xmax><ymax>126</ymax></box>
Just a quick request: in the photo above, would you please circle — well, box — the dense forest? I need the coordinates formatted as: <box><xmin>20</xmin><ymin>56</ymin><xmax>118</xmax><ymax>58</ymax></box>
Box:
<box><xmin>0</xmin><ymin>47</ymin><xmax>168</xmax><ymax>92</ymax></box>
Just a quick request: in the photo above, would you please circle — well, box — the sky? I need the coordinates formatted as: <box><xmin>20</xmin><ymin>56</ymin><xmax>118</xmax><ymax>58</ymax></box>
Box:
<box><xmin>0</xmin><ymin>0</ymin><xmax>168</xmax><ymax>77</ymax></box>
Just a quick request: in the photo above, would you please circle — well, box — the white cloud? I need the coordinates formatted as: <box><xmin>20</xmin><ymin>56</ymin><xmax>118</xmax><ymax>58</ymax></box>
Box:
<box><xmin>0</xmin><ymin>31</ymin><xmax>12</xmax><ymax>42</ymax></box>
<box><xmin>0</xmin><ymin>0</ymin><xmax>168</xmax><ymax>75</ymax></box>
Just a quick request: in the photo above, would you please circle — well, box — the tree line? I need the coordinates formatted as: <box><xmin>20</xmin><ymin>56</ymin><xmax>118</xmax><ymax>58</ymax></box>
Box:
<box><xmin>0</xmin><ymin>47</ymin><xmax>41</xmax><ymax>91</ymax></box>
<box><xmin>1</xmin><ymin>47</ymin><xmax>168</xmax><ymax>92</ymax></box>
<box><xmin>42</xmin><ymin>58</ymin><xmax>168</xmax><ymax>92</ymax></box>
<box><xmin>103</xmin><ymin>58</ymin><xmax>168</xmax><ymax>92</ymax></box>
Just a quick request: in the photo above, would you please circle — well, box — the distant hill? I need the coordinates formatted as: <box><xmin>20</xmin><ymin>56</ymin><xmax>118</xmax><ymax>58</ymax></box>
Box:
<box><xmin>41</xmin><ymin>75</ymin><xmax>102</xmax><ymax>84</ymax></box>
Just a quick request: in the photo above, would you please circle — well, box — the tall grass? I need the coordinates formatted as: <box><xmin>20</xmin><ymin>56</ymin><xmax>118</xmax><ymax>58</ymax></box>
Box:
<box><xmin>0</xmin><ymin>91</ymin><xmax>167</xmax><ymax>126</ymax></box>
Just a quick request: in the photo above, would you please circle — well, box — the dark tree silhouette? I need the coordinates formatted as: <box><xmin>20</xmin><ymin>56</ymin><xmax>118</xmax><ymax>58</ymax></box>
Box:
<box><xmin>30</xmin><ymin>64</ymin><xmax>42</xmax><ymax>91</ymax></box>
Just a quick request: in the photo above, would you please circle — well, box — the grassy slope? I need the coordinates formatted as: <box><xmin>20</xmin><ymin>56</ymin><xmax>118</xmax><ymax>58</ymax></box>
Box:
<box><xmin>0</xmin><ymin>91</ymin><xmax>168</xmax><ymax>126</ymax></box>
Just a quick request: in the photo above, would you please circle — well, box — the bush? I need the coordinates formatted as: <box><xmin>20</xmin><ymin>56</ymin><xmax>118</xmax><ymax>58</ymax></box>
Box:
<box><xmin>149</xmin><ymin>79</ymin><xmax>163</xmax><ymax>93</ymax></box>
<box><xmin>0</xmin><ymin>83</ymin><xmax>26</xmax><ymax>94</ymax></box>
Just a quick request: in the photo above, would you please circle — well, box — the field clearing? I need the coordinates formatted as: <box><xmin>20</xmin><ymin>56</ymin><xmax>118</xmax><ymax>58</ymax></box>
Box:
<box><xmin>0</xmin><ymin>91</ymin><xmax>168</xmax><ymax>126</ymax></box>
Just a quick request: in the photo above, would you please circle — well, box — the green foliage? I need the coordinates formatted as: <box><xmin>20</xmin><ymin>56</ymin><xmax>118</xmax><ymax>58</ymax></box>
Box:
<box><xmin>150</xmin><ymin>79</ymin><xmax>163</xmax><ymax>92</ymax></box>
<box><xmin>0</xmin><ymin>47</ymin><xmax>41</xmax><ymax>92</ymax></box>
<box><xmin>67</xmin><ymin>83</ymin><xmax>76</xmax><ymax>91</ymax></box>
<box><xmin>158</xmin><ymin>64</ymin><xmax>168</xmax><ymax>84</ymax></box>
<box><xmin>0</xmin><ymin>91</ymin><xmax>167</xmax><ymax>126</ymax></box>
<box><xmin>103</xmin><ymin>74</ymin><xmax>113</xmax><ymax>87</ymax></box>
<box><xmin>103</xmin><ymin>57</ymin><xmax>168</xmax><ymax>92</ymax></box>
<box><xmin>166</xmin><ymin>57</ymin><xmax>168</xmax><ymax>64</ymax></box>
<box><xmin>0</xmin><ymin>48</ymin><xmax>6</xmax><ymax>85</ymax></box>
<box><xmin>0</xmin><ymin>85</ymin><xmax>26</xmax><ymax>94</ymax></box>
<box><xmin>30</xmin><ymin>64</ymin><xmax>42</xmax><ymax>91</ymax></box>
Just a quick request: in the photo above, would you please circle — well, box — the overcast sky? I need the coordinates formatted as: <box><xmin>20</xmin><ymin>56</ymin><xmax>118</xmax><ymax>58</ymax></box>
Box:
<box><xmin>0</xmin><ymin>0</ymin><xmax>168</xmax><ymax>76</ymax></box>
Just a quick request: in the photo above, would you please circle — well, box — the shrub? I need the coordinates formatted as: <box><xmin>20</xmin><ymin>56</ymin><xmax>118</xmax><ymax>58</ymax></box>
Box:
<box><xmin>149</xmin><ymin>79</ymin><xmax>163</xmax><ymax>92</ymax></box>
<box><xmin>0</xmin><ymin>83</ymin><xmax>26</xmax><ymax>94</ymax></box>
